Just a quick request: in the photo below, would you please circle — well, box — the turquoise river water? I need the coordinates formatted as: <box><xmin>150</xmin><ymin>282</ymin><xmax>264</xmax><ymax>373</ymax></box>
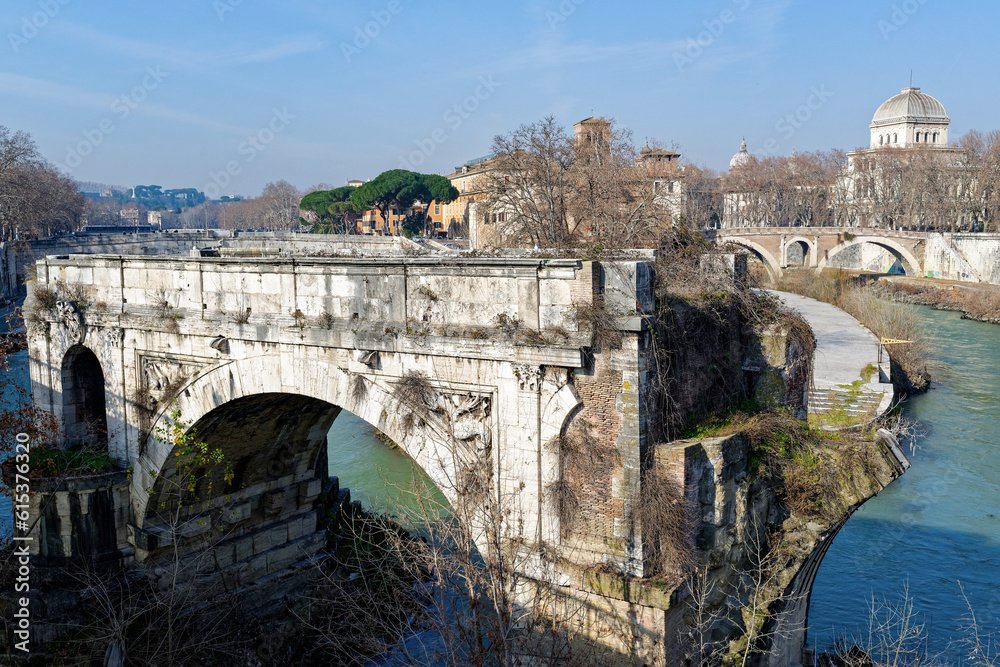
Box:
<box><xmin>808</xmin><ymin>306</ymin><xmax>1000</xmax><ymax>661</ymax></box>
<box><xmin>1</xmin><ymin>304</ymin><xmax>997</xmax><ymax>662</ymax></box>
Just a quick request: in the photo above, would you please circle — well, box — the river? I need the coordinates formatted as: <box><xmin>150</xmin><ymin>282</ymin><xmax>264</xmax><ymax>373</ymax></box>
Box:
<box><xmin>808</xmin><ymin>306</ymin><xmax>1000</xmax><ymax>661</ymax></box>
<box><xmin>325</xmin><ymin>409</ymin><xmax>447</xmax><ymax>525</ymax></box>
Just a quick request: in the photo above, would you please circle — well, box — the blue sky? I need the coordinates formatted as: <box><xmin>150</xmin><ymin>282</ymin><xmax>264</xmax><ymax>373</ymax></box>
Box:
<box><xmin>0</xmin><ymin>0</ymin><xmax>988</xmax><ymax>197</ymax></box>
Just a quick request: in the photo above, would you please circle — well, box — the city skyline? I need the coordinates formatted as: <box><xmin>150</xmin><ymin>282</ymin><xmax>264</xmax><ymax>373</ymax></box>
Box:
<box><xmin>0</xmin><ymin>0</ymin><xmax>987</xmax><ymax>197</ymax></box>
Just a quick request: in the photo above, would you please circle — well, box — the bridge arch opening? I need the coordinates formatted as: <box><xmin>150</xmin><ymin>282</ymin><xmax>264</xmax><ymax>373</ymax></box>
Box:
<box><xmin>721</xmin><ymin>239</ymin><xmax>782</xmax><ymax>284</ymax></box>
<box><xmin>819</xmin><ymin>237</ymin><xmax>920</xmax><ymax>276</ymax></box>
<box><xmin>135</xmin><ymin>374</ymin><xmax>472</xmax><ymax>587</ymax></box>
<box><xmin>785</xmin><ymin>239</ymin><xmax>812</xmax><ymax>267</ymax></box>
<box><xmin>60</xmin><ymin>345</ymin><xmax>107</xmax><ymax>444</ymax></box>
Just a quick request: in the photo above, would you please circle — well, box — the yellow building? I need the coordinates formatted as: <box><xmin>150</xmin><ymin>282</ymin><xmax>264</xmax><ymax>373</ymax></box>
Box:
<box><xmin>444</xmin><ymin>154</ymin><xmax>498</xmax><ymax>244</ymax></box>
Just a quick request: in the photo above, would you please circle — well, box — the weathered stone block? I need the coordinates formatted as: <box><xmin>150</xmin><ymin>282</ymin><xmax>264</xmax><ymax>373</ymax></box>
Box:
<box><xmin>262</xmin><ymin>489</ymin><xmax>286</xmax><ymax>517</ymax></box>
<box><xmin>287</xmin><ymin>511</ymin><xmax>318</xmax><ymax>541</ymax></box>
<box><xmin>222</xmin><ymin>502</ymin><xmax>252</xmax><ymax>525</ymax></box>
<box><xmin>252</xmin><ymin>524</ymin><xmax>286</xmax><ymax>555</ymax></box>
<box><xmin>298</xmin><ymin>478</ymin><xmax>322</xmax><ymax>506</ymax></box>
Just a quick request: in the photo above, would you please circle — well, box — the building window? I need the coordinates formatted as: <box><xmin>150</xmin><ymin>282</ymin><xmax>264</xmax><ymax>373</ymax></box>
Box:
<box><xmin>434</xmin><ymin>204</ymin><xmax>440</xmax><ymax>215</ymax></box>
<box><xmin>894</xmin><ymin>133</ymin><xmax>898</xmax><ymax>143</ymax></box>
<box><xmin>668</xmin><ymin>181</ymin><xmax>675</xmax><ymax>193</ymax></box>
<box><xmin>933</xmin><ymin>133</ymin><xmax>938</xmax><ymax>143</ymax></box>
<box><xmin>879</xmin><ymin>135</ymin><xmax>884</xmax><ymax>145</ymax></box>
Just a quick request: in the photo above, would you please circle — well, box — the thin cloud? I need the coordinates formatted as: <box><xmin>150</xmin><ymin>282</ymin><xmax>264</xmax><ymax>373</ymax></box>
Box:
<box><xmin>0</xmin><ymin>72</ymin><xmax>248</xmax><ymax>134</ymax></box>
<box><xmin>52</xmin><ymin>23</ymin><xmax>326</xmax><ymax>69</ymax></box>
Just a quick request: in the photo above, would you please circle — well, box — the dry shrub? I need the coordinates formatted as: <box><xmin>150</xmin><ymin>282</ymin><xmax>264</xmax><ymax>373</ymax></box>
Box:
<box><xmin>574</xmin><ymin>299</ymin><xmax>622</xmax><ymax>350</ymax></box>
<box><xmin>547</xmin><ymin>477</ymin><xmax>580</xmax><ymax>532</ymax></box>
<box><xmin>737</xmin><ymin>411</ymin><xmax>830</xmax><ymax>517</ymax></box>
<box><xmin>836</xmin><ymin>284</ymin><xmax>929</xmax><ymax>392</ymax></box>
<box><xmin>631</xmin><ymin>469</ymin><xmax>695</xmax><ymax>583</ymax></box>
<box><xmin>955</xmin><ymin>286</ymin><xmax>1000</xmax><ymax>322</ymax></box>
<box><xmin>350</xmin><ymin>373</ymin><xmax>368</xmax><ymax>403</ymax></box>
<box><xmin>778</xmin><ymin>269</ymin><xmax>852</xmax><ymax>304</ymax></box>
<box><xmin>32</xmin><ymin>284</ymin><xmax>57</xmax><ymax>310</ymax></box>
<box><xmin>393</xmin><ymin>371</ymin><xmax>434</xmax><ymax>411</ymax></box>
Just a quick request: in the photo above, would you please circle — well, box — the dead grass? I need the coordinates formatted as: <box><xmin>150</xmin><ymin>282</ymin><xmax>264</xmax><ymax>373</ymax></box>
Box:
<box><xmin>779</xmin><ymin>272</ymin><xmax>930</xmax><ymax>393</ymax></box>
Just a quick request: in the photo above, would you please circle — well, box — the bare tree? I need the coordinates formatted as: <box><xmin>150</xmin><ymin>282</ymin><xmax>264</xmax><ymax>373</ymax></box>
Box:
<box><xmin>0</xmin><ymin>125</ymin><xmax>84</xmax><ymax>240</ymax></box>
<box><xmin>257</xmin><ymin>180</ymin><xmax>302</xmax><ymax>230</ymax></box>
<box><xmin>483</xmin><ymin>116</ymin><xmax>575</xmax><ymax>247</ymax></box>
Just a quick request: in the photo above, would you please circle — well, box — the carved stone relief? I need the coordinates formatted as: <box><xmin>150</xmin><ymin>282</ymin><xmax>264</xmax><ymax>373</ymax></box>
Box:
<box><xmin>139</xmin><ymin>353</ymin><xmax>212</xmax><ymax>402</ymax></box>
<box><xmin>513</xmin><ymin>364</ymin><xmax>543</xmax><ymax>391</ymax></box>
<box><xmin>106</xmin><ymin>327</ymin><xmax>124</xmax><ymax>348</ymax></box>
<box><xmin>56</xmin><ymin>301</ymin><xmax>86</xmax><ymax>345</ymax></box>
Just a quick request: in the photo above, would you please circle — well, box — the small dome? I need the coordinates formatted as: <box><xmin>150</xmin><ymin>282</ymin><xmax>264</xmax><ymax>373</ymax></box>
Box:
<box><xmin>730</xmin><ymin>139</ymin><xmax>754</xmax><ymax>169</ymax></box>
<box><xmin>871</xmin><ymin>87</ymin><xmax>949</xmax><ymax>127</ymax></box>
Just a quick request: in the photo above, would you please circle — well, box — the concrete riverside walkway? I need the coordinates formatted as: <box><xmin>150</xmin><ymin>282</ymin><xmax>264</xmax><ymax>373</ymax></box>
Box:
<box><xmin>767</xmin><ymin>290</ymin><xmax>895</xmax><ymax>426</ymax></box>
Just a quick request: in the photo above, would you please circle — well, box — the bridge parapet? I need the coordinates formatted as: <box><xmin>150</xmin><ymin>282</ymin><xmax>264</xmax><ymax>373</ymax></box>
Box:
<box><xmin>30</xmin><ymin>254</ymin><xmax>602</xmax><ymax>362</ymax></box>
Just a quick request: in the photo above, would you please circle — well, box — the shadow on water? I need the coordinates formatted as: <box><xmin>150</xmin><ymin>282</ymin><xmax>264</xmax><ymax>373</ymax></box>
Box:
<box><xmin>810</xmin><ymin>306</ymin><xmax>1000</xmax><ymax>663</ymax></box>
<box><xmin>809</xmin><ymin>517</ymin><xmax>1000</xmax><ymax>660</ymax></box>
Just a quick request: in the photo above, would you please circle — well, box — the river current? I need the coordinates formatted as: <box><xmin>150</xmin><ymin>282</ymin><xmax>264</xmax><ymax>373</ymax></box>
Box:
<box><xmin>808</xmin><ymin>306</ymin><xmax>1000</xmax><ymax>661</ymax></box>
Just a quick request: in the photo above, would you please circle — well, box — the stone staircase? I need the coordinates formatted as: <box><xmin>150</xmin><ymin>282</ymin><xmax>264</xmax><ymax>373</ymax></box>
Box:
<box><xmin>807</xmin><ymin>383</ymin><xmax>891</xmax><ymax>423</ymax></box>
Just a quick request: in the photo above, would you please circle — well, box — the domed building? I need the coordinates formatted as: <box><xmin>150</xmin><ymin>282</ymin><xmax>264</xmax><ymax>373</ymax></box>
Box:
<box><xmin>869</xmin><ymin>87</ymin><xmax>950</xmax><ymax>149</ymax></box>
<box><xmin>841</xmin><ymin>85</ymin><xmax>964</xmax><ymax>229</ymax></box>
<box><xmin>730</xmin><ymin>139</ymin><xmax>754</xmax><ymax>169</ymax></box>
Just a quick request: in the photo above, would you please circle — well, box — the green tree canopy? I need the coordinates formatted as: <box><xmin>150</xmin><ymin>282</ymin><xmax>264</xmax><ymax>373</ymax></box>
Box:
<box><xmin>349</xmin><ymin>170</ymin><xmax>459</xmax><ymax>235</ymax></box>
<box><xmin>300</xmin><ymin>186</ymin><xmax>360</xmax><ymax>234</ymax></box>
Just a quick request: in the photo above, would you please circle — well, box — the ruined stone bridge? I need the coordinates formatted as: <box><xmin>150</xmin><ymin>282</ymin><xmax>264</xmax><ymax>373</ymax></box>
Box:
<box><xmin>716</xmin><ymin>226</ymin><xmax>1000</xmax><ymax>283</ymax></box>
<box><xmin>21</xmin><ymin>248</ymin><xmax>908</xmax><ymax>664</ymax></box>
<box><xmin>25</xmin><ymin>252</ymin><xmax>693</xmax><ymax>655</ymax></box>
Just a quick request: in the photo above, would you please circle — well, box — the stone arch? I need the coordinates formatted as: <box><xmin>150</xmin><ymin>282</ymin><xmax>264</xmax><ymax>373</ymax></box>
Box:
<box><xmin>60</xmin><ymin>345</ymin><xmax>107</xmax><ymax>443</ymax></box>
<box><xmin>720</xmin><ymin>237</ymin><xmax>782</xmax><ymax>282</ymax></box>
<box><xmin>783</xmin><ymin>236</ymin><xmax>815</xmax><ymax>267</ymax></box>
<box><xmin>131</xmin><ymin>355</ymin><xmax>485</xmax><ymax>531</ymax></box>
<box><xmin>817</xmin><ymin>236</ymin><xmax>922</xmax><ymax>276</ymax></box>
